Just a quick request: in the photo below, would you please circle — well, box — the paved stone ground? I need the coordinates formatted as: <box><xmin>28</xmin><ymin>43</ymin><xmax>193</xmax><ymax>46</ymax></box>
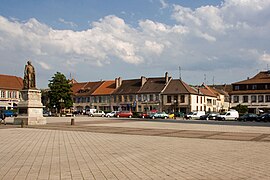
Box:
<box><xmin>0</xmin><ymin>117</ymin><xmax>270</xmax><ymax>179</ymax></box>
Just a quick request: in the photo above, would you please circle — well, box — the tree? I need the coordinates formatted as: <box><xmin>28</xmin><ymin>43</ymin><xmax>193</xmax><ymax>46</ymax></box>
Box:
<box><xmin>48</xmin><ymin>72</ymin><xmax>73</xmax><ymax>113</ymax></box>
<box><xmin>232</xmin><ymin>104</ymin><xmax>248</xmax><ymax>114</ymax></box>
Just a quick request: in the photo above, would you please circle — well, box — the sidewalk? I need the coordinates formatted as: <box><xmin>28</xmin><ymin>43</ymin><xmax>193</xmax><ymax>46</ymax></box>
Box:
<box><xmin>0</xmin><ymin>117</ymin><xmax>270</xmax><ymax>179</ymax></box>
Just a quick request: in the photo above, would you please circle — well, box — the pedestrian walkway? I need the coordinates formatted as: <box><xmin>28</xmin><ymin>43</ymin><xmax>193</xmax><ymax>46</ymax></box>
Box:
<box><xmin>0</xmin><ymin>117</ymin><xmax>270</xmax><ymax>179</ymax></box>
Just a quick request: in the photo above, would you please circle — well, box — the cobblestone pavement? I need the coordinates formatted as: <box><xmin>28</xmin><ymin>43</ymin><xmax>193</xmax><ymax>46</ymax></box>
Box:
<box><xmin>0</xmin><ymin>117</ymin><xmax>270</xmax><ymax>179</ymax></box>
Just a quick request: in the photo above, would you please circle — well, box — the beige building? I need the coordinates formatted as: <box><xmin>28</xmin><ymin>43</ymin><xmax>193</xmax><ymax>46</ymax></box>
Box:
<box><xmin>0</xmin><ymin>74</ymin><xmax>23</xmax><ymax>110</ymax></box>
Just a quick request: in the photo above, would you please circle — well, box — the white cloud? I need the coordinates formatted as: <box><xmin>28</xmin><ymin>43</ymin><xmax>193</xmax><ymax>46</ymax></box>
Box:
<box><xmin>38</xmin><ymin>61</ymin><xmax>51</xmax><ymax>70</ymax></box>
<box><xmin>0</xmin><ymin>0</ymin><xmax>270</xmax><ymax>87</ymax></box>
<box><xmin>58</xmin><ymin>18</ymin><xmax>77</xmax><ymax>28</ymax></box>
<box><xmin>260</xmin><ymin>52</ymin><xmax>270</xmax><ymax>62</ymax></box>
<box><xmin>160</xmin><ymin>0</ymin><xmax>168</xmax><ymax>9</ymax></box>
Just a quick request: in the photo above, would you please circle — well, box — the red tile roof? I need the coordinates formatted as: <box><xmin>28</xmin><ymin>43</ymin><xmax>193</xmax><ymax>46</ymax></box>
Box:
<box><xmin>233</xmin><ymin>71</ymin><xmax>270</xmax><ymax>84</ymax></box>
<box><xmin>199</xmin><ymin>84</ymin><xmax>217</xmax><ymax>97</ymax></box>
<box><xmin>162</xmin><ymin>79</ymin><xmax>197</xmax><ymax>94</ymax></box>
<box><xmin>71</xmin><ymin>82</ymin><xmax>87</xmax><ymax>95</ymax></box>
<box><xmin>92</xmin><ymin>81</ymin><xmax>116</xmax><ymax>95</ymax></box>
<box><xmin>0</xmin><ymin>74</ymin><xmax>23</xmax><ymax>90</ymax></box>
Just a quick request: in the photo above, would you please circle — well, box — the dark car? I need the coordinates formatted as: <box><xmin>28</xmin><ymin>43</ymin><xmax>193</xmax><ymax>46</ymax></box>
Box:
<box><xmin>200</xmin><ymin>113</ymin><xmax>219</xmax><ymax>120</ymax></box>
<box><xmin>257</xmin><ymin>113</ymin><xmax>270</xmax><ymax>122</ymax></box>
<box><xmin>116</xmin><ymin>111</ymin><xmax>133</xmax><ymax>118</ymax></box>
<box><xmin>238</xmin><ymin>113</ymin><xmax>258</xmax><ymax>122</ymax></box>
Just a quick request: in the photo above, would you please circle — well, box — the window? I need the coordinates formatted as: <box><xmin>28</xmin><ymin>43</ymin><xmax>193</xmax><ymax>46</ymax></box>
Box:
<box><xmin>251</xmin><ymin>95</ymin><xmax>257</xmax><ymax>103</ymax></box>
<box><xmin>124</xmin><ymin>95</ymin><xmax>128</xmax><ymax>102</ymax></box>
<box><xmin>143</xmin><ymin>94</ymin><xmax>147</xmax><ymax>101</ymax></box>
<box><xmin>197</xmin><ymin>96</ymin><xmax>199</xmax><ymax>103</ymax></box>
<box><xmin>138</xmin><ymin>95</ymin><xmax>142</xmax><ymax>102</ymax></box>
<box><xmin>155</xmin><ymin>94</ymin><xmax>159</xmax><ymax>101</ymax></box>
<box><xmin>167</xmin><ymin>96</ymin><xmax>171</xmax><ymax>103</ymax></box>
<box><xmin>252</xmin><ymin>85</ymin><xmax>257</xmax><ymax>90</ymax></box>
<box><xmin>149</xmin><ymin>94</ymin><xmax>153</xmax><ymax>101</ymax></box>
<box><xmin>180</xmin><ymin>95</ymin><xmax>185</xmax><ymax>103</ymax></box>
<box><xmin>258</xmin><ymin>95</ymin><xmax>264</xmax><ymax>102</ymax></box>
<box><xmin>243</xmin><ymin>96</ymin><xmax>248</xmax><ymax>103</ymax></box>
<box><xmin>118</xmin><ymin>95</ymin><xmax>122</xmax><ymax>102</ymax></box>
<box><xmin>213</xmin><ymin>100</ymin><xmax>216</xmax><ymax>105</ymax></box>
<box><xmin>235</xmin><ymin>85</ymin><xmax>240</xmax><ymax>90</ymax></box>
<box><xmin>200</xmin><ymin>97</ymin><xmax>203</xmax><ymax>104</ymax></box>
<box><xmin>129</xmin><ymin>95</ymin><xmax>133</xmax><ymax>102</ymax></box>
<box><xmin>266</xmin><ymin>95</ymin><xmax>270</xmax><ymax>102</ymax></box>
<box><xmin>233</xmin><ymin>96</ymin><xmax>239</xmax><ymax>103</ymax></box>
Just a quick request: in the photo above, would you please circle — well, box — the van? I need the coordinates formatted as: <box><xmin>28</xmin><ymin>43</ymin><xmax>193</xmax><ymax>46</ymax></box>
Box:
<box><xmin>85</xmin><ymin>109</ymin><xmax>96</xmax><ymax>115</ymax></box>
<box><xmin>218</xmin><ymin>109</ymin><xmax>239</xmax><ymax>120</ymax></box>
<box><xmin>185</xmin><ymin>111</ymin><xmax>205</xmax><ymax>119</ymax></box>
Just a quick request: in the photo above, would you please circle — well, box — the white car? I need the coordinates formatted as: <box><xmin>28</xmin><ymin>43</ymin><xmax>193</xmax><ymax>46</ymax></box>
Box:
<box><xmin>185</xmin><ymin>111</ymin><xmax>205</xmax><ymax>119</ymax></box>
<box><xmin>89</xmin><ymin>110</ymin><xmax>105</xmax><ymax>117</ymax></box>
<box><xmin>105</xmin><ymin>111</ymin><xmax>119</xmax><ymax>117</ymax></box>
<box><xmin>218</xmin><ymin>109</ymin><xmax>239</xmax><ymax>120</ymax></box>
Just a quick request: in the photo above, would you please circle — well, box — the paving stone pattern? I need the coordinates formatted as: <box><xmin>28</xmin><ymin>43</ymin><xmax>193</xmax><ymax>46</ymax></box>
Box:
<box><xmin>0</xmin><ymin>118</ymin><xmax>270</xmax><ymax>179</ymax></box>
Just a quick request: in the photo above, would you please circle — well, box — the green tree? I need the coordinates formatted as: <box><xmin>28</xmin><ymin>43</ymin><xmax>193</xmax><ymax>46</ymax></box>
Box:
<box><xmin>232</xmin><ymin>104</ymin><xmax>248</xmax><ymax>114</ymax></box>
<box><xmin>48</xmin><ymin>72</ymin><xmax>73</xmax><ymax>112</ymax></box>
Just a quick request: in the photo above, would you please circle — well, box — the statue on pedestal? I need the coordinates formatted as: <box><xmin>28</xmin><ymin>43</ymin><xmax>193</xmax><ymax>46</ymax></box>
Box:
<box><xmin>14</xmin><ymin>60</ymin><xmax>46</xmax><ymax>125</ymax></box>
<box><xmin>23</xmin><ymin>61</ymin><xmax>36</xmax><ymax>89</ymax></box>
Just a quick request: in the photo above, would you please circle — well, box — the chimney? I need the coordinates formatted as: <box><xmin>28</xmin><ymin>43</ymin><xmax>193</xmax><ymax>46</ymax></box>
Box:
<box><xmin>141</xmin><ymin>76</ymin><xmax>147</xmax><ymax>87</ymax></box>
<box><xmin>165</xmin><ymin>72</ymin><xmax>169</xmax><ymax>83</ymax></box>
<box><xmin>115</xmin><ymin>78</ymin><xmax>119</xmax><ymax>88</ymax></box>
<box><xmin>118</xmin><ymin>77</ymin><xmax>122</xmax><ymax>87</ymax></box>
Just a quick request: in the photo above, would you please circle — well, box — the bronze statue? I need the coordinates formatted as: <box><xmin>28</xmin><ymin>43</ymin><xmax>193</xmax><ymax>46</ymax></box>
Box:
<box><xmin>23</xmin><ymin>61</ymin><xmax>36</xmax><ymax>89</ymax></box>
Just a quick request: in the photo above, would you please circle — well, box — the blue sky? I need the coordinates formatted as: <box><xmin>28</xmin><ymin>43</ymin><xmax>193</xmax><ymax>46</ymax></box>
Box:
<box><xmin>0</xmin><ymin>0</ymin><xmax>270</xmax><ymax>88</ymax></box>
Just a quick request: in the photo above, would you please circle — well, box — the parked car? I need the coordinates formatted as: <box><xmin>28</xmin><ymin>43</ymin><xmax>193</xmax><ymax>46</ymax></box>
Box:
<box><xmin>85</xmin><ymin>109</ymin><xmax>97</xmax><ymax>115</ymax></box>
<box><xmin>105</xmin><ymin>111</ymin><xmax>119</xmax><ymax>117</ymax></box>
<box><xmin>238</xmin><ymin>113</ymin><xmax>258</xmax><ymax>122</ymax></box>
<box><xmin>43</xmin><ymin>110</ymin><xmax>52</xmax><ymax>117</ymax></box>
<box><xmin>257</xmin><ymin>113</ymin><xmax>270</xmax><ymax>122</ymax></box>
<box><xmin>89</xmin><ymin>110</ymin><xmax>105</xmax><ymax>117</ymax></box>
<box><xmin>217</xmin><ymin>109</ymin><xmax>239</xmax><ymax>120</ymax></box>
<box><xmin>200</xmin><ymin>113</ymin><xmax>219</xmax><ymax>120</ymax></box>
<box><xmin>185</xmin><ymin>111</ymin><xmax>205</xmax><ymax>120</ymax></box>
<box><xmin>3</xmin><ymin>110</ymin><xmax>17</xmax><ymax>117</ymax></box>
<box><xmin>149</xmin><ymin>112</ymin><xmax>169</xmax><ymax>119</ymax></box>
<box><xmin>116</xmin><ymin>111</ymin><xmax>133</xmax><ymax>118</ymax></box>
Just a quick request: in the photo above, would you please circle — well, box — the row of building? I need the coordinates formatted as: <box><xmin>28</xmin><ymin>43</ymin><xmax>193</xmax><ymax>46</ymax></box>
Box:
<box><xmin>1</xmin><ymin>71</ymin><xmax>270</xmax><ymax>114</ymax></box>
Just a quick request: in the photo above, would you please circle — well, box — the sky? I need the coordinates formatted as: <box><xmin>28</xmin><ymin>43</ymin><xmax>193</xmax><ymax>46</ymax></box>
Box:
<box><xmin>1</xmin><ymin>0</ymin><xmax>270</xmax><ymax>88</ymax></box>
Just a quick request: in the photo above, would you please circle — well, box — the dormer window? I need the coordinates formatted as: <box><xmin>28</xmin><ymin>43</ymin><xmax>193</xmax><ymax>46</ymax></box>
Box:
<box><xmin>252</xmin><ymin>85</ymin><xmax>257</xmax><ymax>90</ymax></box>
<box><xmin>234</xmin><ymin>85</ymin><xmax>239</xmax><ymax>91</ymax></box>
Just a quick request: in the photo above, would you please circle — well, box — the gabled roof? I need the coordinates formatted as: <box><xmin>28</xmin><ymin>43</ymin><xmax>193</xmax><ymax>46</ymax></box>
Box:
<box><xmin>233</xmin><ymin>71</ymin><xmax>270</xmax><ymax>85</ymax></box>
<box><xmin>199</xmin><ymin>84</ymin><xmax>217</xmax><ymax>97</ymax></box>
<box><xmin>138</xmin><ymin>77</ymin><xmax>167</xmax><ymax>94</ymax></box>
<box><xmin>162</xmin><ymin>79</ymin><xmax>197</xmax><ymax>94</ymax></box>
<box><xmin>71</xmin><ymin>82</ymin><xmax>87</xmax><ymax>95</ymax></box>
<box><xmin>72</xmin><ymin>81</ymin><xmax>103</xmax><ymax>96</ymax></box>
<box><xmin>92</xmin><ymin>80</ymin><xmax>116</xmax><ymax>95</ymax></box>
<box><xmin>0</xmin><ymin>74</ymin><xmax>23</xmax><ymax>90</ymax></box>
<box><xmin>113</xmin><ymin>79</ymin><xmax>142</xmax><ymax>95</ymax></box>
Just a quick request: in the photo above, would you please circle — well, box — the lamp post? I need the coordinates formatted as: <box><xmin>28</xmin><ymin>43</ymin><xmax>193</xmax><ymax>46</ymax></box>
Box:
<box><xmin>173</xmin><ymin>100</ymin><xmax>177</xmax><ymax>119</ymax></box>
<box><xmin>59</xmin><ymin>98</ymin><xmax>64</xmax><ymax>116</ymax></box>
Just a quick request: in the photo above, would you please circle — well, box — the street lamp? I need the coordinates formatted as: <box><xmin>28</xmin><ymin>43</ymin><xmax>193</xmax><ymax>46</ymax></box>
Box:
<box><xmin>173</xmin><ymin>100</ymin><xmax>177</xmax><ymax>119</ymax></box>
<box><xmin>59</xmin><ymin>98</ymin><xmax>64</xmax><ymax>116</ymax></box>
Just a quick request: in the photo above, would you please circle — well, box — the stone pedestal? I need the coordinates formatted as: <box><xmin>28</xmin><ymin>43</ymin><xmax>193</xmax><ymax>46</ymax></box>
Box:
<box><xmin>14</xmin><ymin>89</ymin><xmax>46</xmax><ymax>125</ymax></box>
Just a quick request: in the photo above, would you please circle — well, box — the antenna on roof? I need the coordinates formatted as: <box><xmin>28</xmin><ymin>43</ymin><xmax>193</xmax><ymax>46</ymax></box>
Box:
<box><xmin>204</xmin><ymin>74</ymin><xmax>206</xmax><ymax>84</ymax></box>
<box><xmin>212</xmin><ymin>76</ymin><xmax>215</xmax><ymax>86</ymax></box>
<box><xmin>179</xmin><ymin>66</ymin><xmax>182</xmax><ymax>80</ymax></box>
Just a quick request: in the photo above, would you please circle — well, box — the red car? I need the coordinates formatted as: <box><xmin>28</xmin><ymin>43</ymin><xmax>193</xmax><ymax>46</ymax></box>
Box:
<box><xmin>116</xmin><ymin>111</ymin><xmax>133</xmax><ymax>118</ymax></box>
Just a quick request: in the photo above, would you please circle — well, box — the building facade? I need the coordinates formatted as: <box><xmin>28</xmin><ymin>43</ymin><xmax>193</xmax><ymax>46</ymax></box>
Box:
<box><xmin>230</xmin><ymin>71</ymin><xmax>270</xmax><ymax>114</ymax></box>
<box><xmin>0</xmin><ymin>74</ymin><xmax>23</xmax><ymax>110</ymax></box>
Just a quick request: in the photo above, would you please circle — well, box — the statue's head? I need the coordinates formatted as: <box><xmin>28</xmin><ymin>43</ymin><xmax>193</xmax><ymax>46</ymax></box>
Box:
<box><xmin>27</xmin><ymin>60</ymin><xmax>31</xmax><ymax>65</ymax></box>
